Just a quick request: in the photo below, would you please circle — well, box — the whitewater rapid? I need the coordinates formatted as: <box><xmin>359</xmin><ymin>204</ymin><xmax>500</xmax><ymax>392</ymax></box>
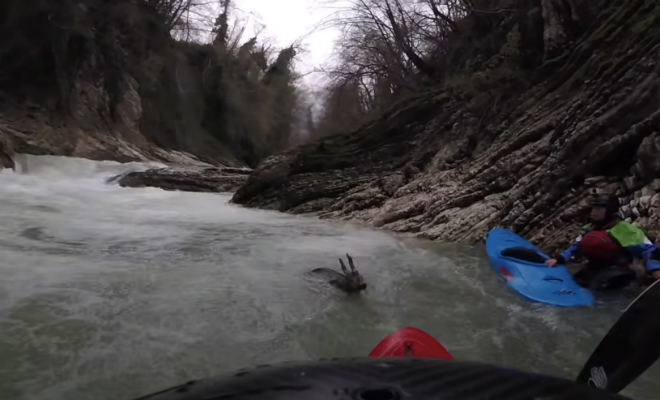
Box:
<box><xmin>0</xmin><ymin>155</ymin><xmax>657</xmax><ymax>400</ymax></box>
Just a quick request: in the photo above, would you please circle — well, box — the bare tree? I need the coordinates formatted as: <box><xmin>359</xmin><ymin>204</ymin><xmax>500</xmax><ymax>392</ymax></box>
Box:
<box><xmin>309</xmin><ymin>0</ymin><xmax>513</xmax><ymax>141</ymax></box>
<box><xmin>308</xmin><ymin>0</ymin><xmax>451</xmax><ymax>138</ymax></box>
<box><xmin>143</xmin><ymin>0</ymin><xmax>219</xmax><ymax>41</ymax></box>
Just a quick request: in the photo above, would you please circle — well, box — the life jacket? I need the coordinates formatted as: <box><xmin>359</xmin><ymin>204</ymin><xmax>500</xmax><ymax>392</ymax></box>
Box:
<box><xmin>578</xmin><ymin>222</ymin><xmax>629</xmax><ymax>267</ymax></box>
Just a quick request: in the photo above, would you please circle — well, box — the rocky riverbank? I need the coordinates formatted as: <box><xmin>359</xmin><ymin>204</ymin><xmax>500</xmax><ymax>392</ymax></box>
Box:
<box><xmin>231</xmin><ymin>0</ymin><xmax>660</xmax><ymax>253</ymax></box>
<box><xmin>110</xmin><ymin>165</ymin><xmax>251</xmax><ymax>192</ymax></box>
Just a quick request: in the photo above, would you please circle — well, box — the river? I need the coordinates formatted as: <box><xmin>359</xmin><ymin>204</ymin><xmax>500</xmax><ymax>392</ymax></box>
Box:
<box><xmin>0</xmin><ymin>155</ymin><xmax>657</xmax><ymax>400</ymax></box>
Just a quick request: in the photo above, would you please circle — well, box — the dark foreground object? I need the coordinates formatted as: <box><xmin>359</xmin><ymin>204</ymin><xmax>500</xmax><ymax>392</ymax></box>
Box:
<box><xmin>132</xmin><ymin>357</ymin><xmax>628</xmax><ymax>400</ymax></box>
<box><xmin>573</xmin><ymin>266</ymin><xmax>636</xmax><ymax>291</ymax></box>
<box><xmin>577</xmin><ymin>279</ymin><xmax>660</xmax><ymax>392</ymax></box>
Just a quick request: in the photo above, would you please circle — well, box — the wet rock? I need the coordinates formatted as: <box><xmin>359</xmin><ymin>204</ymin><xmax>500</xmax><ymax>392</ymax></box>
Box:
<box><xmin>0</xmin><ymin>137</ymin><xmax>13</xmax><ymax>169</ymax></box>
<box><xmin>636</xmin><ymin>217</ymin><xmax>649</xmax><ymax>230</ymax></box>
<box><xmin>640</xmin><ymin>193</ymin><xmax>660</xmax><ymax>240</ymax></box>
<box><xmin>623</xmin><ymin>176</ymin><xmax>637</xmax><ymax>191</ymax></box>
<box><xmin>649</xmin><ymin>179</ymin><xmax>660</xmax><ymax>191</ymax></box>
<box><xmin>112</xmin><ymin>166</ymin><xmax>251</xmax><ymax>193</ymax></box>
<box><xmin>634</xmin><ymin>132</ymin><xmax>660</xmax><ymax>181</ymax></box>
<box><xmin>638</xmin><ymin>196</ymin><xmax>653</xmax><ymax>216</ymax></box>
<box><xmin>641</xmin><ymin>186</ymin><xmax>656</xmax><ymax>197</ymax></box>
<box><xmin>619</xmin><ymin>195</ymin><xmax>632</xmax><ymax>207</ymax></box>
<box><xmin>620</xmin><ymin>204</ymin><xmax>632</xmax><ymax>219</ymax></box>
<box><xmin>584</xmin><ymin>176</ymin><xmax>606</xmax><ymax>184</ymax></box>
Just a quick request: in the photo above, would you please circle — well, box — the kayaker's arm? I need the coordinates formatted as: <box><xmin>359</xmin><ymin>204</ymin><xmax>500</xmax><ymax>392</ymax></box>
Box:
<box><xmin>545</xmin><ymin>238</ymin><xmax>581</xmax><ymax>267</ymax></box>
<box><xmin>556</xmin><ymin>235</ymin><xmax>583</xmax><ymax>264</ymax></box>
<box><xmin>621</xmin><ymin>241</ymin><xmax>660</xmax><ymax>274</ymax></box>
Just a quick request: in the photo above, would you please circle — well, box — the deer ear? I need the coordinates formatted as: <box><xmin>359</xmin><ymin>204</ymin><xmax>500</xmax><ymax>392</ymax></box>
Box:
<box><xmin>338</xmin><ymin>258</ymin><xmax>349</xmax><ymax>274</ymax></box>
<box><xmin>346</xmin><ymin>254</ymin><xmax>357</xmax><ymax>271</ymax></box>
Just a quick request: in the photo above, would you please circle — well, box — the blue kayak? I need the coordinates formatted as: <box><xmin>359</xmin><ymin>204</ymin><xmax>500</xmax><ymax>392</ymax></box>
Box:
<box><xmin>485</xmin><ymin>228</ymin><xmax>595</xmax><ymax>307</ymax></box>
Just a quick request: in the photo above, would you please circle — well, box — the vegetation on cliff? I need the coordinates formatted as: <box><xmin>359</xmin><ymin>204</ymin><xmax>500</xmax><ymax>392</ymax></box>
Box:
<box><xmin>305</xmin><ymin>0</ymin><xmax>542</xmax><ymax>139</ymax></box>
<box><xmin>233</xmin><ymin>0</ymin><xmax>660</xmax><ymax>252</ymax></box>
<box><xmin>0</xmin><ymin>0</ymin><xmax>303</xmax><ymax>169</ymax></box>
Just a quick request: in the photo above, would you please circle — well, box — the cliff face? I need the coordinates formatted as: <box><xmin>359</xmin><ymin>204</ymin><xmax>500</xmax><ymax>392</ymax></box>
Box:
<box><xmin>0</xmin><ymin>0</ymin><xmax>291</xmax><ymax>171</ymax></box>
<box><xmin>232</xmin><ymin>0</ymin><xmax>660</xmax><ymax>252</ymax></box>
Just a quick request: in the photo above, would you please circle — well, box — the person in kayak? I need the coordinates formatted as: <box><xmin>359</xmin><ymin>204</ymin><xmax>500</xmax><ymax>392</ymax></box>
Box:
<box><xmin>545</xmin><ymin>193</ymin><xmax>660</xmax><ymax>289</ymax></box>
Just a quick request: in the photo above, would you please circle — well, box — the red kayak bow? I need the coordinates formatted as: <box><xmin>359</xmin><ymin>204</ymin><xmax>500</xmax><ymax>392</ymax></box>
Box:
<box><xmin>369</xmin><ymin>327</ymin><xmax>453</xmax><ymax>359</ymax></box>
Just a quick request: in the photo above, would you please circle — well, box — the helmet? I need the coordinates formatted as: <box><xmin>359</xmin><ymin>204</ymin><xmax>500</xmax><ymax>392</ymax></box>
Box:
<box><xmin>591</xmin><ymin>193</ymin><xmax>619</xmax><ymax>215</ymax></box>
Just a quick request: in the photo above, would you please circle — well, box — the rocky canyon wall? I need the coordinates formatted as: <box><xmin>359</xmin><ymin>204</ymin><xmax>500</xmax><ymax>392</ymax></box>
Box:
<box><xmin>232</xmin><ymin>0</ymin><xmax>660</xmax><ymax>252</ymax></box>
<box><xmin>0</xmin><ymin>0</ymin><xmax>296</xmax><ymax>174</ymax></box>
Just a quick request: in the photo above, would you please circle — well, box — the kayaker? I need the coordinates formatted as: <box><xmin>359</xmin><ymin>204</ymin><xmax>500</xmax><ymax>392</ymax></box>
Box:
<box><xmin>545</xmin><ymin>193</ymin><xmax>660</xmax><ymax>288</ymax></box>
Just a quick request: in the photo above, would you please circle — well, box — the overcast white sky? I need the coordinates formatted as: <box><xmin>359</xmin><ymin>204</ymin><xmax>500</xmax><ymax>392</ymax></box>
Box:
<box><xmin>234</xmin><ymin>0</ymin><xmax>346</xmax><ymax>84</ymax></box>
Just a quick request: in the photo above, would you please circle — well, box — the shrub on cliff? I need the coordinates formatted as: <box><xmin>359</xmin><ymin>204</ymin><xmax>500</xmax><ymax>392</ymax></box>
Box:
<box><xmin>195</xmin><ymin>6</ymin><xmax>302</xmax><ymax>167</ymax></box>
<box><xmin>0</xmin><ymin>0</ymin><xmax>303</xmax><ymax>167</ymax></box>
<box><xmin>306</xmin><ymin>0</ymin><xmax>595</xmax><ymax>140</ymax></box>
<box><xmin>0</xmin><ymin>0</ymin><xmax>188</xmax><ymax>107</ymax></box>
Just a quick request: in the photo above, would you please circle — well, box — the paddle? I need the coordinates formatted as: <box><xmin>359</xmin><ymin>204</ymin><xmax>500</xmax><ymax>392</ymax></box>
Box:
<box><xmin>576</xmin><ymin>279</ymin><xmax>660</xmax><ymax>393</ymax></box>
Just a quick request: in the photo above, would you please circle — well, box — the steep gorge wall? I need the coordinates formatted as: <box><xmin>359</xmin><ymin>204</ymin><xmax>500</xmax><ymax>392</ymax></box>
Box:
<box><xmin>232</xmin><ymin>0</ymin><xmax>660</xmax><ymax>252</ymax></box>
<box><xmin>0</xmin><ymin>0</ymin><xmax>248</xmax><ymax>170</ymax></box>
